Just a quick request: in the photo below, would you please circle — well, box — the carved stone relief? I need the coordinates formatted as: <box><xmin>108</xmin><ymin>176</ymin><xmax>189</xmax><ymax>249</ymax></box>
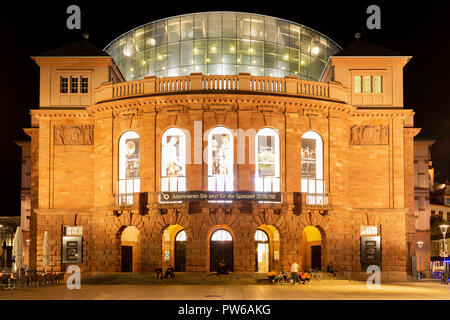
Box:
<box><xmin>54</xmin><ymin>125</ymin><xmax>94</xmax><ymax>145</ymax></box>
<box><xmin>350</xmin><ymin>125</ymin><xmax>388</xmax><ymax>145</ymax></box>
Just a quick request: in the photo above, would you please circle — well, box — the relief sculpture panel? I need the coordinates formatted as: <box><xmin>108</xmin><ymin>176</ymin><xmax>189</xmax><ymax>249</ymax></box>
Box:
<box><xmin>350</xmin><ymin>125</ymin><xmax>388</xmax><ymax>145</ymax></box>
<box><xmin>54</xmin><ymin>125</ymin><xmax>94</xmax><ymax>145</ymax></box>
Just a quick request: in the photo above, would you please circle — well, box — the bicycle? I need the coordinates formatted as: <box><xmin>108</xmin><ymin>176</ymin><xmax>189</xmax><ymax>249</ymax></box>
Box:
<box><xmin>307</xmin><ymin>268</ymin><xmax>324</xmax><ymax>281</ymax></box>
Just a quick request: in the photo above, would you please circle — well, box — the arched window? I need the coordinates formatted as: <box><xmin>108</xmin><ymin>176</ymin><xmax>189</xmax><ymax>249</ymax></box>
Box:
<box><xmin>211</xmin><ymin>229</ymin><xmax>233</xmax><ymax>241</ymax></box>
<box><xmin>161</xmin><ymin>127</ymin><xmax>186</xmax><ymax>191</ymax></box>
<box><xmin>175</xmin><ymin>230</ymin><xmax>186</xmax><ymax>241</ymax></box>
<box><xmin>118</xmin><ymin>131</ymin><xmax>140</xmax><ymax>205</ymax></box>
<box><xmin>254</xmin><ymin>230</ymin><xmax>269</xmax><ymax>242</ymax></box>
<box><xmin>255</xmin><ymin>128</ymin><xmax>280</xmax><ymax>192</ymax></box>
<box><xmin>301</xmin><ymin>131</ymin><xmax>325</xmax><ymax>204</ymax></box>
<box><xmin>208</xmin><ymin>127</ymin><xmax>234</xmax><ymax>191</ymax></box>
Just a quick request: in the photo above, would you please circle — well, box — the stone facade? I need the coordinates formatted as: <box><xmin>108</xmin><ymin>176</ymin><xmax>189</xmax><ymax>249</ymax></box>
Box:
<box><xmin>24</xmin><ymin>42</ymin><xmax>418</xmax><ymax>282</ymax></box>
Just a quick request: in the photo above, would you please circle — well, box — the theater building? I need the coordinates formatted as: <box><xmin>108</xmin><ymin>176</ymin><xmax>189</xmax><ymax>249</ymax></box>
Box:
<box><xmin>24</xmin><ymin>12</ymin><xmax>419</xmax><ymax>281</ymax></box>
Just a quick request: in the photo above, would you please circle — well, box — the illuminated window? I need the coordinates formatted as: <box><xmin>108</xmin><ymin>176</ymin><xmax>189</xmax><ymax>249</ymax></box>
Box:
<box><xmin>65</xmin><ymin>226</ymin><xmax>83</xmax><ymax>236</ymax></box>
<box><xmin>208</xmin><ymin>127</ymin><xmax>234</xmax><ymax>191</ymax></box>
<box><xmin>161</xmin><ymin>127</ymin><xmax>186</xmax><ymax>191</ymax></box>
<box><xmin>360</xmin><ymin>226</ymin><xmax>378</xmax><ymax>236</ymax></box>
<box><xmin>354</xmin><ymin>76</ymin><xmax>362</xmax><ymax>93</ymax></box>
<box><xmin>374</xmin><ymin>76</ymin><xmax>382</xmax><ymax>93</ymax></box>
<box><xmin>176</xmin><ymin>230</ymin><xmax>187</xmax><ymax>241</ymax></box>
<box><xmin>301</xmin><ymin>131</ymin><xmax>325</xmax><ymax>204</ymax></box>
<box><xmin>118</xmin><ymin>131</ymin><xmax>140</xmax><ymax>205</ymax></box>
<box><xmin>60</xmin><ymin>77</ymin><xmax>68</xmax><ymax>93</ymax></box>
<box><xmin>255</xmin><ymin>128</ymin><xmax>280</xmax><ymax>192</ymax></box>
<box><xmin>255</xmin><ymin>230</ymin><xmax>269</xmax><ymax>241</ymax></box>
<box><xmin>211</xmin><ymin>229</ymin><xmax>233</xmax><ymax>241</ymax></box>
<box><xmin>364</xmin><ymin>76</ymin><xmax>372</xmax><ymax>93</ymax></box>
<box><xmin>81</xmin><ymin>77</ymin><xmax>89</xmax><ymax>93</ymax></box>
<box><xmin>70</xmin><ymin>76</ymin><xmax>78</xmax><ymax>93</ymax></box>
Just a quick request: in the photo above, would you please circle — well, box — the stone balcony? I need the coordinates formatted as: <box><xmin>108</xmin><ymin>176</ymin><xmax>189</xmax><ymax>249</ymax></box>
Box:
<box><xmin>94</xmin><ymin>73</ymin><xmax>349</xmax><ymax>105</ymax></box>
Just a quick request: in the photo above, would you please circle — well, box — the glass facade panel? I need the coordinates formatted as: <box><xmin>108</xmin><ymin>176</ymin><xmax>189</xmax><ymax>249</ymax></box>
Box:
<box><xmin>180</xmin><ymin>40</ymin><xmax>194</xmax><ymax>66</ymax></box>
<box><xmin>194</xmin><ymin>14</ymin><xmax>207</xmax><ymax>39</ymax></box>
<box><xmin>167</xmin><ymin>17</ymin><xmax>180</xmax><ymax>43</ymax></box>
<box><xmin>208</xmin><ymin>12</ymin><xmax>222</xmax><ymax>38</ymax></box>
<box><xmin>105</xmin><ymin>12</ymin><xmax>341</xmax><ymax>81</ymax></box>
<box><xmin>223</xmin><ymin>12</ymin><xmax>237</xmax><ymax>37</ymax></box>
<box><xmin>278</xmin><ymin>19</ymin><xmax>290</xmax><ymax>46</ymax></box>
<box><xmin>208</xmin><ymin>39</ymin><xmax>222</xmax><ymax>64</ymax></box>
<box><xmin>194</xmin><ymin>40</ymin><xmax>207</xmax><ymax>65</ymax></box>
<box><xmin>180</xmin><ymin>15</ymin><xmax>194</xmax><ymax>40</ymax></box>
<box><xmin>237</xmin><ymin>13</ymin><xmax>251</xmax><ymax>38</ymax></box>
<box><xmin>354</xmin><ymin>76</ymin><xmax>362</xmax><ymax>93</ymax></box>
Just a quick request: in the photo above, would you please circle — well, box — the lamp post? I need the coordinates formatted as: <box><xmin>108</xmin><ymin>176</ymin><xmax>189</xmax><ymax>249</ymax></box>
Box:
<box><xmin>439</xmin><ymin>224</ymin><xmax>449</xmax><ymax>280</ymax></box>
<box><xmin>417</xmin><ymin>241</ymin><xmax>424</xmax><ymax>279</ymax></box>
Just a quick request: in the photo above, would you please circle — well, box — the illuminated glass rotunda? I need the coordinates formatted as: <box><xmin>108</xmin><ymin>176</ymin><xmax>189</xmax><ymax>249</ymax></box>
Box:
<box><xmin>105</xmin><ymin>12</ymin><xmax>341</xmax><ymax>81</ymax></box>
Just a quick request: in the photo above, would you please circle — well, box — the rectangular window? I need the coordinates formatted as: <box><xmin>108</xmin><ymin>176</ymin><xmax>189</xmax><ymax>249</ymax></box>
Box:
<box><xmin>70</xmin><ymin>77</ymin><xmax>78</xmax><ymax>93</ymax></box>
<box><xmin>374</xmin><ymin>76</ymin><xmax>382</xmax><ymax>93</ymax></box>
<box><xmin>65</xmin><ymin>226</ymin><xmax>82</xmax><ymax>236</ymax></box>
<box><xmin>364</xmin><ymin>76</ymin><xmax>372</xmax><ymax>93</ymax></box>
<box><xmin>360</xmin><ymin>226</ymin><xmax>378</xmax><ymax>236</ymax></box>
<box><xmin>60</xmin><ymin>77</ymin><xmax>68</xmax><ymax>93</ymax></box>
<box><xmin>354</xmin><ymin>76</ymin><xmax>362</xmax><ymax>93</ymax></box>
<box><xmin>81</xmin><ymin>77</ymin><xmax>88</xmax><ymax>93</ymax></box>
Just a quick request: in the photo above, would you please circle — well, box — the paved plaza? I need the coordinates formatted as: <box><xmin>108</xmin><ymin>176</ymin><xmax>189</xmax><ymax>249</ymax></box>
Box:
<box><xmin>0</xmin><ymin>280</ymin><xmax>449</xmax><ymax>300</ymax></box>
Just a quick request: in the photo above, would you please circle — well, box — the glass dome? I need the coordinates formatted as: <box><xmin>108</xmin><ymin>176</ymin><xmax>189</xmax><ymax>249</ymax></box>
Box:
<box><xmin>104</xmin><ymin>12</ymin><xmax>341</xmax><ymax>81</ymax></box>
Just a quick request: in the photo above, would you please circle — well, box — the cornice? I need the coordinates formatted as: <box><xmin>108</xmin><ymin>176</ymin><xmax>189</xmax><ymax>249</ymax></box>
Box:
<box><xmin>30</xmin><ymin>109</ymin><xmax>90</xmax><ymax>119</ymax></box>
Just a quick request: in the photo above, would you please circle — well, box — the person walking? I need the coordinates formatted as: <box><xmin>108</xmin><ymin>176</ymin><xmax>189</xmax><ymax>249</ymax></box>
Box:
<box><xmin>290</xmin><ymin>261</ymin><xmax>299</xmax><ymax>284</ymax></box>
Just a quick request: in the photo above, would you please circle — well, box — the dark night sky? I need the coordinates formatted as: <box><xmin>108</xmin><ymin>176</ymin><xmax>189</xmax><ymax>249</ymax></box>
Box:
<box><xmin>0</xmin><ymin>1</ymin><xmax>448</xmax><ymax>216</ymax></box>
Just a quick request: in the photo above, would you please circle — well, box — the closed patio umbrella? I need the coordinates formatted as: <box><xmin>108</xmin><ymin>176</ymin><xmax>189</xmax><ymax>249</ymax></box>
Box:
<box><xmin>43</xmin><ymin>231</ymin><xmax>49</xmax><ymax>273</ymax></box>
<box><xmin>12</xmin><ymin>227</ymin><xmax>23</xmax><ymax>275</ymax></box>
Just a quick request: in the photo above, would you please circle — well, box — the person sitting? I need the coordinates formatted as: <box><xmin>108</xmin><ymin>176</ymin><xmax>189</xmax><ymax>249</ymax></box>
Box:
<box><xmin>282</xmin><ymin>271</ymin><xmax>289</xmax><ymax>283</ymax></box>
<box><xmin>327</xmin><ymin>263</ymin><xmax>336</xmax><ymax>277</ymax></box>
<box><xmin>275</xmin><ymin>271</ymin><xmax>284</xmax><ymax>284</ymax></box>
<box><xmin>300</xmin><ymin>271</ymin><xmax>310</xmax><ymax>284</ymax></box>
<box><xmin>164</xmin><ymin>265</ymin><xmax>175</xmax><ymax>279</ymax></box>
<box><xmin>267</xmin><ymin>270</ymin><xmax>277</xmax><ymax>283</ymax></box>
<box><xmin>217</xmin><ymin>261</ymin><xmax>229</xmax><ymax>275</ymax></box>
<box><xmin>155</xmin><ymin>267</ymin><xmax>163</xmax><ymax>279</ymax></box>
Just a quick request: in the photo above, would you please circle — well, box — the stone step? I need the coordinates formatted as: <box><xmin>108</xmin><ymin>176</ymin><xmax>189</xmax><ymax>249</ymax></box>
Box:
<box><xmin>81</xmin><ymin>272</ymin><xmax>347</xmax><ymax>284</ymax></box>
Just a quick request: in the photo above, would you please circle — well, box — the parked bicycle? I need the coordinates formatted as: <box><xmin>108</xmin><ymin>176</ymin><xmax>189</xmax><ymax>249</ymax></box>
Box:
<box><xmin>307</xmin><ymin>268</ymin><xmax>323</xmax><ymax>281</ymax></box>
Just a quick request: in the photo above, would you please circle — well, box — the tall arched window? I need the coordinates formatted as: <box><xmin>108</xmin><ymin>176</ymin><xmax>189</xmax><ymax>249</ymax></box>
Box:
<box><xmin>208</xmin><ymin>127</ymin><xmax>234</xmax><ymax>191</ymax></box>
<box><xmin>301</xmin><ymin>131</ymin><xmax>325</xmax><ymax>205</ymax></box>
<box><xmin>118</xmin><ymin>131</ymin><xmax>140</xmax><ymax>205</ymax></box>
<box><xmin>161</xmin><ymin>127</ymin><xmax>186</xmax><ymax>191</ymax></box>
<box><xmin>255</xmin><ymin>128</ymin><xmax>280</xmax><ymax>192</ymax></box>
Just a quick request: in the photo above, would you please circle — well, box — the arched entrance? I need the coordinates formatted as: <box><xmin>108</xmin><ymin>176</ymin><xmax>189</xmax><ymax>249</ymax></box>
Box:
<box><xmin>302</xmin><ymin>226</ymin><xmax>322</xmax><ymax>270</ymax></box>
<box><xmin>175</xmin><ymin>230</ymin><xmax>186</xmax><ymax>272</ymax></box>
<box><xmin>210</xmin><ymin>229</ymin><xmax>234</xmax><ymax>272</ymax></box>
<box><xmin>255</xmin><ymin>230</ymin><xmax>269</xmax><ymax>272</ymax></box>
<box><xmin>120</xmin><ymin>226</ymin><xmax>140</xmax><ymax>272</ymax></box>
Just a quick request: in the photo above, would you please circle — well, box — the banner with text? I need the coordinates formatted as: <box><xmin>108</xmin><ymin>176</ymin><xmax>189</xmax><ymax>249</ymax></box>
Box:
<box><xmin>160</xmin><ymin>191</ymin><xmax>281</xmax><ymax>202</ymax></box>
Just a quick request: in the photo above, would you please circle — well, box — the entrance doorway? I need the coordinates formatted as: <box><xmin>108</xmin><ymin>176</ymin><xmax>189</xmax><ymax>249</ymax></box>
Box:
<box><xmin>121</xmin><ymin>246</ymin><xmax>133</xmax><ymax>272</ymax></box>
<box><xmin>302</xmin><ymin>226</ymin><xmax>322</xmax><ymax>270</ymax></box>
<box><xmin>210</xmin><ymin>229</ymin><xmax>233</xmax><ymax>272</ymax></box>
<box><xmin>255</xmin><ymin>230</ymin><xmax>269</xmax><ymax>272</ymax></box>
<box><xmin>175</xmin><ymin>230</ymin><xmax>186</xmax><ymax>272</ymax></box>
<box><xmin>120</xmin><ymin>226</ymin><xmax>140</xmax><ymax>272</ymax></box>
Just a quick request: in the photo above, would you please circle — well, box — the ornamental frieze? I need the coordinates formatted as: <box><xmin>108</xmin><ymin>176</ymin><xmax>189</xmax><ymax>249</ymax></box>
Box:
<box><xmin>350</xmin><ymin>125</ymin><xmax>388</xmax><ymax>145</ymax></box>
<box><xmin>54</xmin><ymin>125</ymin><xmax>94</xmax><ymax>145</ymax></box>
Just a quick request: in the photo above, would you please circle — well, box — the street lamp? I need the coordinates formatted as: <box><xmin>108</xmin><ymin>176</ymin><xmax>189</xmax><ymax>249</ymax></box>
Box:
<box><xmin>417</xmin><ymin>241</ymin><xmax>424</xmax><ymax>279</ymax></box>
<box><xmin>439</xmin><ymin>224</ymin><xmax>449</xmax><ymax>280</ymax></box>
